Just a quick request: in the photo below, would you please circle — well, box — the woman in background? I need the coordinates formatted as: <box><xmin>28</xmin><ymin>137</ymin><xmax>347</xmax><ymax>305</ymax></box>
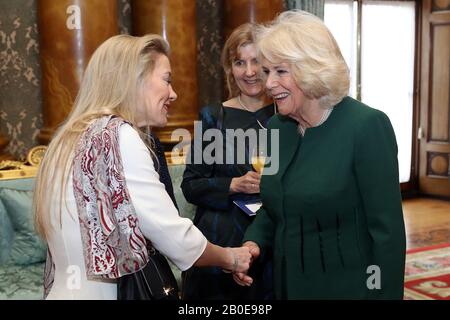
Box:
<box><xmin>181</xmin><ymin>23</ymin><xmax>275</xmax><ymax>300</ymax></box>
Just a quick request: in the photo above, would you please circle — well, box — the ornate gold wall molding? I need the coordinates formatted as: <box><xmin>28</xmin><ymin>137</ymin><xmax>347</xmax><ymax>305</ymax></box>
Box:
<box><xmin>0</xmin><ymin>145</ymin><xmax>46</xmax><ymax>180</ymax></box>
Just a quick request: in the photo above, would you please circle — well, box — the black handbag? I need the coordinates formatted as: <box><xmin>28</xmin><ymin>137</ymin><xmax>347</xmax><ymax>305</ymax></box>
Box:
<box><xmin>117</xmin><ymin>247</ymin><xmax>179</xmax><ymax>300</ymax></box>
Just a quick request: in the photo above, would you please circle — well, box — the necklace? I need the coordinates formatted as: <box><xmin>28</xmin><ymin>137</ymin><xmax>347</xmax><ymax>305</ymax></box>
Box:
<box><xmin>238</xmin><ymin>95</ymin><xmax>276</xmax><ymax>130</ymax></box>
<box><xmin>298</xmin><ymin>108</ymin><xmax>332</xmax><ymax>136</ymax></box>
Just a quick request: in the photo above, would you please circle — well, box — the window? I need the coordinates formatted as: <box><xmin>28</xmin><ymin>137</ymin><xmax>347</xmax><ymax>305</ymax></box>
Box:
<box><xmin>324</xmin><ymin>0</ymin><xmax>416</xmax><ymax>183</ymax></box>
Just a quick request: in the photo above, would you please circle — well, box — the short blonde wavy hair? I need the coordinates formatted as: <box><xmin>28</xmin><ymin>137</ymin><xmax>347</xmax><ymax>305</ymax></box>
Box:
<box><xmin>256</xmin><ymin>10</ymin><xmax>350</xmax><ymax>109</ymax></box>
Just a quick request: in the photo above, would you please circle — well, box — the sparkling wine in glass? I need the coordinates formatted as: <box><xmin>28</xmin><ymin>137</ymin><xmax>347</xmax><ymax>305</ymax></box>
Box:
<box><xmin>251</xmin><ymin>147</ymin><xmax>266</xmax><ymax>174</ymax></box>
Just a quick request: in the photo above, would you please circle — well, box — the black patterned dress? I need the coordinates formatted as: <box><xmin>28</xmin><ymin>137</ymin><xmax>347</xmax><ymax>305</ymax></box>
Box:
<box><xmin>181</xmin><ymin>103</ymin><xmax>275</xmax><ymax>300</ymax></box>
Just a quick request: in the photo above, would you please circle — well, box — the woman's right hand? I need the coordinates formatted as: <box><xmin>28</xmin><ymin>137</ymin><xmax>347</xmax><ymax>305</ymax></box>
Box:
<box><xmin>223</xmin><ymin>246</ymin><xmax>252</xmax><ymax>274</ymax></box>
<box><xmin>232</xmin><ymin>241</ymin><xmax>259</xmax><ymax>286</ymax></box>
<box><xmin>230</xmin><ymin>171</ymin><xmax>261</xmax><ymax>194</ymax></box>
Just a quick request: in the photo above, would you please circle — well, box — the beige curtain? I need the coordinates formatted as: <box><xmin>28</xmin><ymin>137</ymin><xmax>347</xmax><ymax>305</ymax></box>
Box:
<box><xmin>286</xmin><ymin>0</ymin><xmax>325</xmax><ymax>19</ymax></box>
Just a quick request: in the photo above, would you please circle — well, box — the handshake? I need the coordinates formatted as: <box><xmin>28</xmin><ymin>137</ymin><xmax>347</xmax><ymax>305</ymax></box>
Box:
<box><xmin>224</xmin><ymin>241</ymin><xmax>260</xmax><ymax>287</ymax></box>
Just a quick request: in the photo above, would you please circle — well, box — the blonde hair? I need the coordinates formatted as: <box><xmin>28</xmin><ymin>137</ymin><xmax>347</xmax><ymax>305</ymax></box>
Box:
<box><xmin>256</xmin><ymin>10</ymin><xmax>350</xmax><ymax>109</ymax></box>
<box><xmin>34</xmin><ymin>34</ymin><xmax>169</xmax><ymax>240</ymax></box>
<box><xmin>221</xmin><ymin>23</ymin><xmax>257</xmax><ymax>99</ymax></box>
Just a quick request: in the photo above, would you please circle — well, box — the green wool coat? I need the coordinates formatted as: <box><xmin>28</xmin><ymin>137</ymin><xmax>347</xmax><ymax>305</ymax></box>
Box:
<box><xmin>243</xmin><ymin>96</ymin><xmax>406</xmax><ymax>299</ymax></box>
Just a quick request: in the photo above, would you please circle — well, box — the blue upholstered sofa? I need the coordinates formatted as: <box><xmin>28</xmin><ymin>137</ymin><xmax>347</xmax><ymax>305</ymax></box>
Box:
<box><xmin>0</xmin><ymin>176</ymin><xmax>46</xmax><ymax>300</ymax></box>
<box><xmin>0</xmin><ymin>163</ymin><xmax>195</xmax><ymax>300</ymax></box>
<box><xmin>165</xmin><ymin>164</ymin><xmax>197</xmax><ymax>286</ymax></box>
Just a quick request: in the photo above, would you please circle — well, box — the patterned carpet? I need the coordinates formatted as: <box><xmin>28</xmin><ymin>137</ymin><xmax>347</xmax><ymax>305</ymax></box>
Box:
<box><xmin>404</xmin><ymin>243</ymin><xmax>450</xmax><ymax>300</ymax></box>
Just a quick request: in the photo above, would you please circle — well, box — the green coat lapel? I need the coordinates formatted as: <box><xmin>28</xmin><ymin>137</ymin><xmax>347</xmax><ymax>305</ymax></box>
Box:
<box><xmin>273</xmin><ymin>115</ymin><xmax>301</xmax><ymax>180</ymax></box>
<box><xmin>263</xmin><ymin>115</ymin><xmax>301</xmax><ymax>218</ymax></box>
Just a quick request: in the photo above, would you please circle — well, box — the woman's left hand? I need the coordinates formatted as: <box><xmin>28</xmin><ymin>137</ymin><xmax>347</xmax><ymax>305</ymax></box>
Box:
<box><xmin>233</xmin><ymin>272</ymin><xmax>253</xmax><ymax>286</ymax></box>
<box><xmin>229</xmin><ymin>171</ymin><xmax>261</xmax><ymax>194</ymax></box>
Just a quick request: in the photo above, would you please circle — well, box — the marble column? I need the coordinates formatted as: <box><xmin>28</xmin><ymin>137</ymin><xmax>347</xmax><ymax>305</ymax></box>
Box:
<box><xmin>0</xmin><ymin>134</ymin><xmax>12</xmax><ymax>161</ymax></box>
<box><xmin>132</xmin><ymin>0</ymin><xmax>198</xmax><ymax>149</ymax></box>
<box><xmin>224</xmin><ymin>0</ymin><xmax>285</xmax><ymax>39</ymax></box>
<box><xmin>37</xmin><ymin>0</ymin><xmax>118</xmax><ymax>144</ymax></box>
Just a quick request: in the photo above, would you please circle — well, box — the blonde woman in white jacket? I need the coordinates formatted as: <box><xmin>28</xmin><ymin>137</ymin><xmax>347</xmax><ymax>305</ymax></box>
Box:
<box><xmin>33</xmin><ymin>34</ymin><xmax>252</xmax><ymax>300</ymax></box>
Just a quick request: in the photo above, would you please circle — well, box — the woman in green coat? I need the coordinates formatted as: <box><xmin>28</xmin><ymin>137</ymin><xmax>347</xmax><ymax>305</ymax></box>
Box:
<box><xmin>234</xmin><ymin>10</ymin><xmax>406</xmax><ymax>299</ymax></box>
<box><xmin>181</xmin><ymin>23</ymin><xmax>275</xmax><ymax>300</ymax></box>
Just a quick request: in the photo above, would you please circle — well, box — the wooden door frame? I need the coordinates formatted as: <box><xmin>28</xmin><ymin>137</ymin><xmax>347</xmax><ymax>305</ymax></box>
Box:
<box><xmin>401</xmin><ymin>0</ymin><xmax>422</xmax><ymax>196</ymax></box>
<box><xmin>416</xmin><ymin>0</ymin><xmax>450</xmax><ymax>199</ymax></box>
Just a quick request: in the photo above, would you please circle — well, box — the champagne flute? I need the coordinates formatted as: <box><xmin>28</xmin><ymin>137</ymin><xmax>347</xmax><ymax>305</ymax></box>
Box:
<box><xmin>251</xmin><ymin>146</ymin><xmax>266</xmax><ymax>174</ymax></box>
